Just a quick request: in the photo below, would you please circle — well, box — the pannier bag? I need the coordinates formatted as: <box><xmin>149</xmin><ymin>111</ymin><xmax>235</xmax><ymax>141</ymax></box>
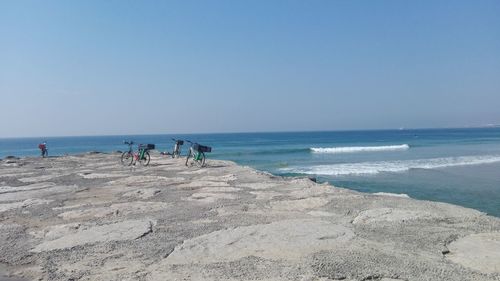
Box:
<box><xmin>193</xmin><ymin>144</ymin><xmax>212</xmax><ymax>153</ymax></box>
<box><xmin>176</xmin><ymin>140</ymin><xmax>184</xmax><ymax>145</ymax></box>
<box><xmin>38</xmin><ymin>144</ymin><xmax>46</xmax><ymax>150</ymax></box>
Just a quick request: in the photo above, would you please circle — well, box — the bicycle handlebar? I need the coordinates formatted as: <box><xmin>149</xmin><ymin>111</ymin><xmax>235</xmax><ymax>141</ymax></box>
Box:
<box><xmin>123</xmin><ymin>141</ymin><xmax>134</xmax><ymax>145</ymax></box>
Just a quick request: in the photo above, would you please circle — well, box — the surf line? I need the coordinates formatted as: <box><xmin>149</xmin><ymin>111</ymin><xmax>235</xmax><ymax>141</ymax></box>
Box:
<box><xmin>310</xmin><ymin>144</ymin><xmax>410</xmax><ymax>154</ymax></box>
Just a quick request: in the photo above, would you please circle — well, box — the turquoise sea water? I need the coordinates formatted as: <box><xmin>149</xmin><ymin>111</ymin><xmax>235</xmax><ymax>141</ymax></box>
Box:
<box><xmin>1</xmin><ymin>128</ymin><xmax>500</xmax><ymax>217</ymax></box>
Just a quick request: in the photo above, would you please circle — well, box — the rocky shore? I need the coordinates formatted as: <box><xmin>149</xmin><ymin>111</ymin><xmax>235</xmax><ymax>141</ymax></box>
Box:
<box><xmin>0</xmin><ymin>153</ymin><xmax>499</xmax><ymax>281</ymax></box>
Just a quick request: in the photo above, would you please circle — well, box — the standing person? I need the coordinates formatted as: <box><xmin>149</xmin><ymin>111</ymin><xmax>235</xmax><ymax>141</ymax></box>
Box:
<box><xmin>38</xmin><ymin>142</ymin><xmax>48</xmax><ymax>158</ymax></box>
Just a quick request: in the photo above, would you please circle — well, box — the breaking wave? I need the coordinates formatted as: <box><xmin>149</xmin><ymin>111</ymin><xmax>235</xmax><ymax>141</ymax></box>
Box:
<box><xmin>281</xmin><ymin>155</ymin><xmax>500</xmax><ymax>176</ymax></box>
<box><xmin>310</xmin><ymin>144</ymin><xmax>410</xmax><ymax>154</ymax></box>
<box><xmin>372</xmin><ymin>192</ymin><xmax>410</xmax><ymax>198</ymax></box>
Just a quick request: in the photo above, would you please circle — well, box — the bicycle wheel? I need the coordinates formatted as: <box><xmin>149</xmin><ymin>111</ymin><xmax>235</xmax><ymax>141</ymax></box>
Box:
<box><xmin>194</xmin><ymin>152</ymin><xmax>206</xmax><ymax>168</ymax></box>
<box><xmin>139</xmin><ymin>151</ymin><xmax>151</xmax><ymax>166</ymax></box>
<box><xmin>121</xmin><ymin>152</ymin><xmax>133</xmax><ymax>166</ymax></box>
<box><xmin>185</xmin><ymin>149</ymin><xmax>192</xmax><ymax>166</ymax></box>
<box><xmin>172</xmin><ymin>145</ymin><xmax>178</xmax><ymax>158</ymax></box>
<box><xmin>173</xmin><ymin>148</ymin><xmax>181</xmax><ymax>158</ymax></box>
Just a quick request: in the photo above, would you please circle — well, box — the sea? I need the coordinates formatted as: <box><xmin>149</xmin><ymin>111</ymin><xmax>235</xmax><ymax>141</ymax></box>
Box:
<box><xmin>1</xmin><ymin>128</ymin><xmax>500</xmax><ymax>217</ymax></box>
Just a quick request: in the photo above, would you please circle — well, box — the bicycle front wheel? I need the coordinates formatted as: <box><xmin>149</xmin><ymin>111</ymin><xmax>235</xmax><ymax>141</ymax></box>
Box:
<box><xmin>121</xmin><ymin>152</ymin><xmax>133</xmax><ymax>166</ymax></box>
<box><xmin>139</xmin><ymin>151</ymin><xmax>151</xmax><ymax>166</ymax></box>
<box><xmin>173</xmin><ymin>149</ymin><xmax>181</xmax><ymax>158</ymax></box>
<box><xmin>172</xmin><ymin>145</ymin><xmax>179</xmax><ymax>158</ymax></box>
<box><xmin>194</xmin><ymin>152</ymin><xmax>206</xmax><ymax>168</ymax></box>
<box><xmin>185</xmin><ymin>150</ymin><xmax>191</xmax><ymax>166</ymax></box>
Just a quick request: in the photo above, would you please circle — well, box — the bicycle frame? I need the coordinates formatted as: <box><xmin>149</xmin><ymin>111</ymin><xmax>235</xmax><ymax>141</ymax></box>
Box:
<box><xmin>185</xmin><ymin>140</ymin><xmax>207</xmax><ymax>167</ymax></box>
<box><xmin>186</xmin><ymin>141</ymin><xmax>201</xmax><ymax>158</ymax></box>
<box><xmin>122</xmin><ymin>141</ymin><xmax>151</xmax><ymax>166</ymax></box>
<box><xmin>137</xmin><ymin>146</ymin><xmax>148</xmax><ymax>160</ymax></box>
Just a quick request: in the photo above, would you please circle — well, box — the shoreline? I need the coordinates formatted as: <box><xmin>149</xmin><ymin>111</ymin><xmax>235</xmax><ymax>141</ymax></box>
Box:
<box><xmin>4</xmin><ymin>151</ymin><xmax>499</xmax><ymax>218</ymax></box>
<box><xmin>1</xmin><ymin>152</ymin><xmax>499</xmax><ymax>280</ymax></box>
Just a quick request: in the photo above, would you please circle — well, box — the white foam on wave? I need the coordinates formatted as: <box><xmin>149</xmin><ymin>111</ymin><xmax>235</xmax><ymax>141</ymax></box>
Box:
<box><xmin>310</xmin><ymin>144</ymin><xmax>409</xmax><ymax>154</ymax></box>
<box><xmin>282</xmin><ymin>155</ymin><xmax>500</xmax><ymax>176</ymax></box>
<box><xmin>373</xmin><ymin>192</ymin><xmax>410</xmax><ymax>198</ymax></box>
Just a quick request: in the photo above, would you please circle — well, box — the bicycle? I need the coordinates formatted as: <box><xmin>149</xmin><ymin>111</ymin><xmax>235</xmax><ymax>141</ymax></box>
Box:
<box><xmin>161</xmin><ymin>138</ymin><xmax>184</xmax><ymax>158</ymax></box>
<box><xmin>120</xmin><ymin>141</ymin><xmax>155</xmax><ymax>166</ymax></box>
<box><xmin>185</xmin><ymin>140</ymin><xmax>211</xmax><ymax>168</ymax></box>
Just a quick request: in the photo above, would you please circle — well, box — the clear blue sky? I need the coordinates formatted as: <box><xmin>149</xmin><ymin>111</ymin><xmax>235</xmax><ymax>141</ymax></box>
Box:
<box><xmin>1</xmin><ymin>0</ymin><xmax>499</xmax><ymax>137</ymax></box>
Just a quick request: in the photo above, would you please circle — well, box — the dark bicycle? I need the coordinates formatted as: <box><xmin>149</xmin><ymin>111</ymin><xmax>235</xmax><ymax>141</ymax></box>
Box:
<box><xmin>121</xmin><ymin>141</ymin><xmax>155</xmax><ymax>166</ymax></box>
<box><xmin>161</xmin><ymin>138</ymin><xmax>184</xmax><ymax>158</ymax></box>
<box><xmin>185</xmin><ymin>140</ymin><xmax>212</xmax><ymax>167</ymax></box>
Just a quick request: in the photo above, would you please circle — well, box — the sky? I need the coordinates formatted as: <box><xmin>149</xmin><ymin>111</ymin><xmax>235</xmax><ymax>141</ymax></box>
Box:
<box><xmin>1</xmin><ymin>0</ymin><xmax>499</xmax><ymax>137</ymax></box>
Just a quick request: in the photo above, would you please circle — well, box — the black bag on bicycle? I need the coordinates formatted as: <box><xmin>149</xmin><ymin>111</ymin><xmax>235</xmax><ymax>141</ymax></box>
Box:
<box><xmin>194</xmin><ymin>144</ymin><xmax>211</xmax><ymax>153</ymax></box>
<box><xmin>139</xmin><ymin>144</ymin><xmax>155</xmax><ymax>150</ymax></box>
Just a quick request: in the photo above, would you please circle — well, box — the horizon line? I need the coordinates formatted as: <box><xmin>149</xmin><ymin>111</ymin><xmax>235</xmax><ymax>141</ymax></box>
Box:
<box><xmin>1</xmin><ymin>124</ymin><xmax>499</xmax><ymax>140</ymax></box>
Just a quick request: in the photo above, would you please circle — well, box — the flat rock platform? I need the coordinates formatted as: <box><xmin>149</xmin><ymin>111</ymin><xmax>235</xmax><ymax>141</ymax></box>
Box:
<box><xmin>0</xmin><ymin>153</ymin><xmax>499</xmax><ymax>281</ymax></box>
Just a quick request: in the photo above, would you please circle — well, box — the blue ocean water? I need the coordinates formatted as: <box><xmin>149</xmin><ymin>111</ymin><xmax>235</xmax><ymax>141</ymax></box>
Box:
<box><xmin>1</xmin><ymin>128</ymin><xmax>500</xmax><ymax>217</ymax></box>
